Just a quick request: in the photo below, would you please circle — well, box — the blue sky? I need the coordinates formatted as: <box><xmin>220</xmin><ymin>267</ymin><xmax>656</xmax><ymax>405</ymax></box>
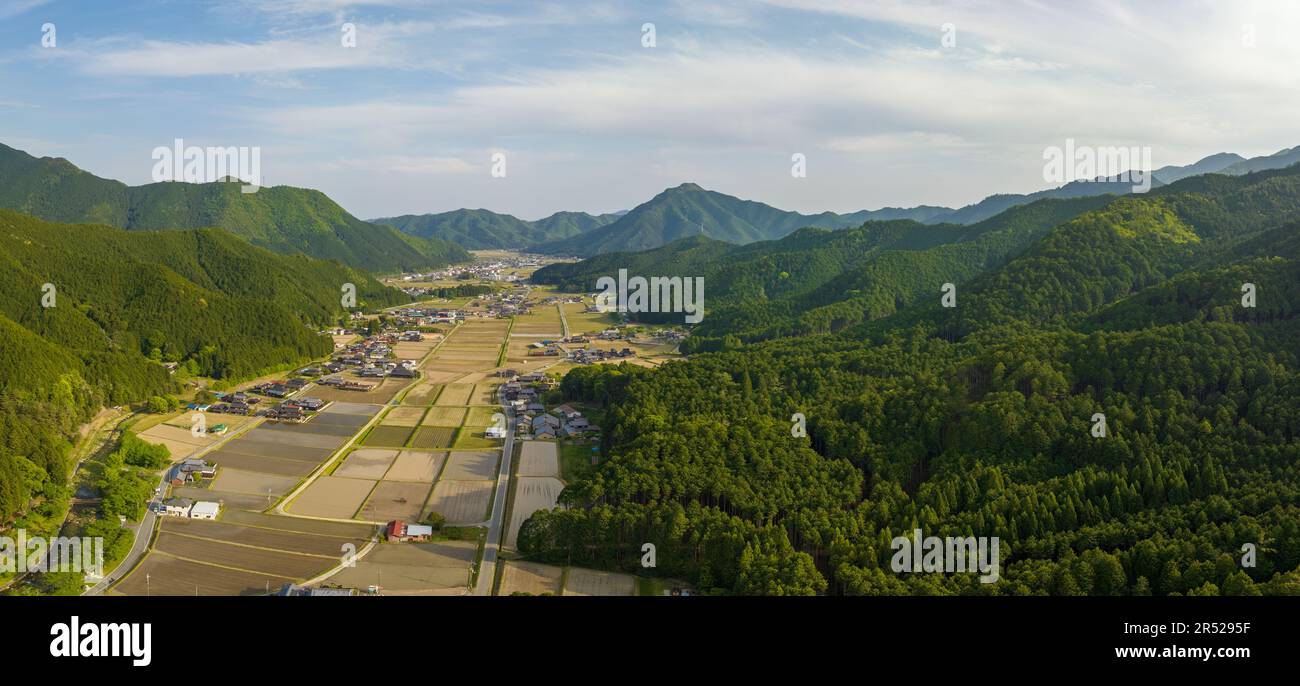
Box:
<box><xmin>2</xmin><ymin>0</ymin><xmax>1298</xmax><ymax>220</ymax></box>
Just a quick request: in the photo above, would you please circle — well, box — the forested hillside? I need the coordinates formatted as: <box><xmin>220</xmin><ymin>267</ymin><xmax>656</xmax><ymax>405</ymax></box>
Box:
<box><xmin>0</xmin><ymin>143</ymin><xmax>470</xmax><ymax>272</ymax></box>
<box><xmin>534</xmin><ymin>194</ymin><xmax>1114</xmax><ymax>342</ymax></box>
<box><xmin>0</xmin><ymin>209</ymin><xmax>407</xmax><ymax>524</ymax></box>
<box><xmin>519</xmin><ymin>166</ymin><xmax>1300</xmax><ymax>595</ymax></box>
<box><xmin>373</xmin><ymin>208</ymin><xmax>623</xmax><ymax>249</ymax></box>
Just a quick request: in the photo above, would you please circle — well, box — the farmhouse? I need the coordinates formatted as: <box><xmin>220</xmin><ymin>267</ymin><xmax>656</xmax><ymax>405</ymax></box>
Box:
<box><xmin>161</xmin><ymin>497</ymin><xmax>193</xmax><ymax>517</ymax></box>
<box><xmin>190</xmin><ymin>501</ymin><xmax>221</xmax><ymax>520</ymax></box>
<box><xmin>385</xmin><ymin>520</ymin><xmax>433</xmax><ymax>542</ymax></box>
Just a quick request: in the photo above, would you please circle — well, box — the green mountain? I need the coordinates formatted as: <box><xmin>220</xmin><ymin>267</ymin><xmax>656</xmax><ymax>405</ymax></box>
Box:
<box><xmin>0</xmin><ymin>208</ymin><xmax>408</xmax><ymax>523</ymax></box>
<box><xmin>534</xmin><ymin>193</ymin><xmax>1115</xmax><ymax>339</ymax></box>
<box><xmin>520</xmin><ymin>163</ymin><xmax>1300</xmax><ymax>596</ymax></box>
<box><xmin>0</xmin><ymin>143</ymin><xmax>470</xmax><ymax>272</ymax></box>
<box><xmin>372</xmin><ymin>208</ymin><xmax>623</xmax><ymax>250</ymax></box>
<box><xmin>538</xmin><ymin>183</ymin><xmax>952</xmax><ymax>256</ymax></box>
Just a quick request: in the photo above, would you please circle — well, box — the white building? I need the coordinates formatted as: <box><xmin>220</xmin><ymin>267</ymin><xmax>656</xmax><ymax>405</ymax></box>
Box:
<box><xmin>190</xmin><ymin>501</ymin><xmax>221</xmax><ymax>520</ymax></box>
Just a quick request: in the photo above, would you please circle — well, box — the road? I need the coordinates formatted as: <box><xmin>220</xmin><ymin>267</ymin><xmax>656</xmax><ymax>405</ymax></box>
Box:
<box><xmin>474</xmin><ymin>384</ymin><xmax>517</xmax><ymax>595</ymax></box>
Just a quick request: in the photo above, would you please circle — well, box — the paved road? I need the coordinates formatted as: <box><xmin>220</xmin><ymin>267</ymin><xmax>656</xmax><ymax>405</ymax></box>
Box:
<box><xmin>474</xmin><ymin>394</ymin><xmax>517</xmax><ymax>596</ymax></box>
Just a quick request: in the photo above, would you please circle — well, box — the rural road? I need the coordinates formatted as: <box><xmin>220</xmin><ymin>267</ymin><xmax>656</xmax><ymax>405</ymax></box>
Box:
<box><xmin>474</xmin><ymin>391</ymin><xmax>517</xmax><ymax>595</ymax></box>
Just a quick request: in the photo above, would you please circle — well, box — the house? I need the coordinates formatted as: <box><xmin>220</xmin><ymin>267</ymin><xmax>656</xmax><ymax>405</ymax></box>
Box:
<box><xmin>179</xmin><ymin>458</ymin><xmax>216</xmax><ymax>479</ymax></box>
<box><xmin>553</xmin><ymin>404</ymin><xmax>581</xmax><ymax>420</ymax></box>
<box><xmin>209</xmin><ymin>423</ymin><xmax>229</xmax><ymax>436</ymax></box>
<box><xmin>161</xmin><ymin>497</ymin><xmax>193</xmax><ymax>517</ymax></box>
<box><xmin>390</xmin><ymin>366</ymin><xmax>416</xmax><ymax>378</ymax></box>
<box><xmin>386</xmin><ymin>520</ymin><xmax>432</xmax><ymax>542</ymax></box>
<box><xmin>190</xmin><ymin>501</ymin><xmax>221</xmax><ymax>520</ymax></box>
<box><xmin>292</xmin><ymin>397</ymin><xmax>326</xmax><ymax>411</ymax></box>
<box><xmin>263</xmin><ymin>384</ymin><xmax>293</xmax><ymax>398</ymax></box>
<box><xmin>533</xmin><ymin>425</ymin><xmax>556</xmax><ymax>440</ymax></box>
<box><xmin>532</xmin><ymin>414</ymin><xmax>561</xmax><ymax>430</ymax></box>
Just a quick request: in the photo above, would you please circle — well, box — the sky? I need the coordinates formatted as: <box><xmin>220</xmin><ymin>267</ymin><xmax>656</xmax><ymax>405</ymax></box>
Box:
<box><xmin>1</xmin><ymin>0</ymin><xmax>1299</xmax><ymax>220</ymax></box>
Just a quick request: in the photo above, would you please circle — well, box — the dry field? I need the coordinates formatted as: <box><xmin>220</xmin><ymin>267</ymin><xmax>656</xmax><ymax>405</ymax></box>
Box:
<box><xmin>410</xmin><ymin>426</ymin><xmax>456</xmax><ymax>449</ymax></box>
<box><xmin>441</xmin><ymin>451</ymin><xmax>499</xmax><ymax>480</ymax></box>
<box><xmin>334</xmin><ymin>449</ymin><xmax>398</xmax><ymax>479</ymax></box>
<box><xmin>137</xmin><ymin>423</ymin><xmax>210</xmax><ymax>461</ymax></box>
<box><xmin>220</xmin><ymin>510</ymin><xmax>375</xmax><ymax>538</ymax></box>
<box><xmin>171</xmin><ymin>487</ymin><xmax>276</xmax><ymax>512</ymax></box>
<box><xmin>470</xmin><ymin>384</ymin><xmax>498</xmax><ymax>405</ymax></box>
<box><xmin>381</xmin><ymin>406</ymin><xmax>427</xmax><ymax>427</ymax></box>
<box><xmin>505</xmin><ymin>477</ymin><xmax>564</xmax><ymax>548</ymax></box>
<box><xmin>360</xmin><ymin>425</ymin><xmax>413</xmax><ymax>447</ymax></box>
<box><xmin>401</xmin><ymin>382</ymin><xmax>439</xmax><ymax>405</ymax></box>
<box><xmin>152</xmin><ymin>532</ymin><xmax>339</xmax><ymax>580</ymax></box>
<box><xmin>561</xmin><ymin>568</ymin><xmax>637</xmax><ymax>596</ymax></box>
<box><xmin>358</xmin><ymin>481</ymin><xmax>432</xmax><ymax>522</ymax></box>
<box><xmin>328</xmin><ymin>541</ymin><xmax>476</xmax><ymax>594</ymax></box>
<box><xmin>498</xmin><ymin>561</ymin><xmax>562</xmax><ymax>596</ymax></box>
<box><xmin>517</xmin><ymin>441</ymin><xmax>560</xmax><ymax>477</ymax></box>
<box><xmin>161</xmin><ymin>518</ymin><xmax>361</xmax><ymax>557</ymax></box>
<box><xmin>113</xmin><ymin>513</ymin><xmax>373</xmax><ymax>596</ymax></box>
<box><xmin>421</xmin><ymin>406</ymin><xmax>466</xmax><ymax>426</ymax></box>
<box><xmin>210</xmin><ymin>469</ymin><xmax>301</xmax><ymax>496</ymax></box>
<box><xmin>112</xmin><ymin>554</ymin><xmax>291</xmax><ymax>596</ymax></box>
<box><xmin>424</xmin><ymin>480</ymin><xmax>493</xmax><ymax>524</ymax></box>
<box><xmin>385</xmin><ymin>450</ymin><xmax>445</xmax><ymax>482</ymax></box>
<box><xmin>433</xmin><ymin>383</ymin><xmax>473</xmax><ymax>406</ymax></box>
<box><xmin>463</xmin><ymin>406</ymin><xmax>501</xmax><ymax>429</ymax></box>
<box><xmin>287</xmin><ymin>476</ymin><xmax>376</xmax><ymax>519</ymax></box>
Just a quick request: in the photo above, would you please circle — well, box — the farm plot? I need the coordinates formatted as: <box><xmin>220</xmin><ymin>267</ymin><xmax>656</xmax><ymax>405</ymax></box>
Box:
<box><xmin>410</xmin><ymin>426</ymin><xmax>456</xmax><ymax>449</ymax></box>
<box><xmin>562</xmin><ymin>568</ymin><xmax>637</xmax><ymax>596</ymax></box>
<box><xmin>311</xmin><ymin>377</ymin><xmax>412</xmax><ymax>404</ymax></box>
<box><xmin>414</xmin><ymin>370</ymin><xmax>463</xmax><ymax>384</ymax></box>
<box><xmin>401</xmin><ymin>382</ymin><xmax>439</xmax><ymax>405</ymax></box>
<box><xmin>328</xmin><ymin>541</ymin><xmax>476</xmax><ymax>594</ymax></box>
<box><xmin>424</xmin><ymin>480</ymin><xmax>494</xmax><ymax>524</ymax></box>
<box><xmin>287</xmin><ymin>476</ymin><xmax>376</xmax><ymax>519</ymax></box>
<box><xmin>517</xmin><ymin>441</ymin><xmax>559</xmax><ymax>477</ymax></box>
<box><xmin>211</xmin><ymin>469</ymin><xmax>300</xmax><ymax>496</ymax></box>
<box><xmin>161</xmin><ymin>518</ymin><xmax>362</xmax><ymax>557</ymax></box>
<box><xmin>323</xmin><ymin>402</ymin><xmax>382</xmax><ymax>417</ymax></box>
<box><xmin>152</xmin><ymin>531</ymin><xmax>335</xmax><ymax>579</ymax></box>
<box><xmin>358</xmin><ymin>481</ymin><xmax>432</xmax><ymax>522</ymax></box>
<box><xmin>220</xmin><ymin>510</ymin><xmax>376</xmax><ymax>538</ymax></box>
<box><xmin>384</xmin><ymin>451</ymin><xmax>445</xmax><ymax>482</ymax></box>
<box><xmin>563</xmin><ymin>302</ymin><xmax>616</xmax><ymax>335</ymax></box>
<box><xmin>463</xmin><ymin>406</ymin><xmax>500</xmax><ymax>429</ymax></box>
<box><xmin>421</xmin><ymin>406</ymin><xmax>466</xmax><ymax>426</ymax></box>
<box><xmin>433</xmin><ymin>383</ymin><xmax>473</xmax><ymax>406</ymax></box>
<box><xmin>112</xmin><ymin>554</ymin><xmax>291</xmax><ymax>596</ymax></box>
<box><xmin>137</xmin><ymin>423</ymin><xmax>210</xmax><ymax>461</ymax></box>
<box><xmin>205</xmin><ymin>451</ymin><xmax>318</xmax><ymax>478</ymax></box>
<box><xmin>360</xmin><ymin>425</ymin><xmax>413</xmax><ymax>447</ymax></box>
<box><xmin>470</xmin><ymin>384</ymin><xmax>498</xmax><ymax>405</ymax></box>
<box><xmin>381</xmin><ymin>406</ymin><xmax>426</xmax><ymax>427</ymax></box>
<box><xmin>498</xmin><ymin>561</ymin><xmax>563</xmax><ymax>596</ymax></box>
<box><xmin>441</xmin><ymin>451</ymin><xmax>499</xmax><ymax>480</ymax></box>
<box><xmin>172</xmin><ymin>487</ymin><xmax>276</xmax><ymax>512</ymax></box>
<box><xmin>506</xmin><ymin>477</ymin><xmax>564</xmax><ymax>548</ymax></box>
<box><xmin>334</xmin><ymin>449</ymin><xmax>398</xmax><ymax>479</ymax></box>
